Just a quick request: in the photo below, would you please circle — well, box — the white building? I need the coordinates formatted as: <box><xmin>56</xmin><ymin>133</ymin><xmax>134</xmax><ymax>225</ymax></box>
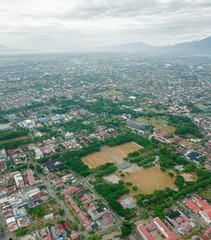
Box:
<box><xmin>22</xmin><ymin>120</ymin><xmax>35</xmax><ymax>130</ymax></box>
<box><xmin>35</xmin><ymin>148</ymin><xmax>44</xmax><ymax>159</ymax></box>
<box><xmin>200</xmin><ymin>209</ymin><xmax>211</xmax><ymax>224</ymax></box>
<box><xmin>64</xmin><ymin>132</ymin><xmax>74</xmax><ymax>140</ymax></box>
<box><xmin>0</xmin><ymin>123</ymin><xmax>11</xmax><ymax>132</ymax></box>
<box><xmin>14</xmin><ymin>173</ymin><xmax>24</xmax><ymax>188</ymax></box>
<box><xmin>0</xmin><ymin>149</ymin><xmax>7</xmax><ymax>160</ymax></box>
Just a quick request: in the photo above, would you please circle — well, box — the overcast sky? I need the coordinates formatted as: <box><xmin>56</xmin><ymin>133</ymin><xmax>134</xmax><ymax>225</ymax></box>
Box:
<box><xmin>0</xmin><ymin>0</ymin><xmax>211</xmax><ymax>50</ymax></box>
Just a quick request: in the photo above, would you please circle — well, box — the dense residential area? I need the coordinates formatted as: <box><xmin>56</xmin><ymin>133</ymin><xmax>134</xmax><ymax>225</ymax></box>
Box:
<box><xmin>0</xmin><ymin>54</ymin><xmax>210</xmax><ymax>240</ymax></box>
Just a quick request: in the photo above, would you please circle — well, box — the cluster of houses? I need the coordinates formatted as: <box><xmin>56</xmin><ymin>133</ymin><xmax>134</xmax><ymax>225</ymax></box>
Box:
<box><xmin>60</xmin><ymin>183</ymin><xmax>113</xmax><ymax>232</ymax></box>
<box><xmin>165</xmin><ymin>210</ymin><xmax>196</xmax><ymax>235</ymax></box>
<box><xmin>137</xmin><ymin>217</ymin><xmax>177</xmax><ymax>240</ymax></box>
<box><xmin>34</xmin><ymin>224</ymin><xmax>80</xmax><ymax>240</ymax></box>
<box><xmin>183</xmin><ymin>195</ymin><xmax>211</xmax><ymax>224</ymax></box>
<box><xmin>0</xmin><ymin>169</ymin><xmax>42</xmax><ymax>199</ymax></box>
<box><xmin>0</xmin><ymin>187</ymin><xmax>48</xmax><ymax>233</ymax></box>
<box><xmin>153</xmin><ymin>129</ymin><xmax>181</xmax><ymax>144</ymax></box>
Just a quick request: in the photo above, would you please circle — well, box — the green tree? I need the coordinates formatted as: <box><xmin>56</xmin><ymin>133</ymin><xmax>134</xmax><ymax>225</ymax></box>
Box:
<box><xmin>141</xmin><ymin>209</ymin><xmax>149</xmax><ymax>219</ymax></box>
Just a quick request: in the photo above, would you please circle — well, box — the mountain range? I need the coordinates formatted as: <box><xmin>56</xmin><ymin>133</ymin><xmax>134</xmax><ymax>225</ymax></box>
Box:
<box><xmin>99</xmin><ymin>36</ymin><xmax>211</xmax><ymax>55</ymax></box>
<box><xmin>0</xmin><ymin>36</ymin><xmax>211</xmax><ymax>55</ymax></box>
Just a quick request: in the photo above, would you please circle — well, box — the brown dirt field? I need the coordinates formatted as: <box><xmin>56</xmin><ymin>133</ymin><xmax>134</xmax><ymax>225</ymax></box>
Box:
<box><xmin>81</xmin><ymin>149</ymin><xmax>115</xmax><ymax>168</ymax></box>
<box><xmin>105</xmin><ymin>142</ymin><xmax>141</xmax><ymax>160</ymax></box>
<box><xmin>125</xmin><ymin>167</ymin><xmax>175</xmax><ymax>194</ymax></box>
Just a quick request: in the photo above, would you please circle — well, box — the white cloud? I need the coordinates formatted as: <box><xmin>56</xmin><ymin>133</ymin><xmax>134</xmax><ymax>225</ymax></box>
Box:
<box><xmin>0</xmin><ymin>0</ymin><xmax>210</xmax><ymax>50</ymax></box>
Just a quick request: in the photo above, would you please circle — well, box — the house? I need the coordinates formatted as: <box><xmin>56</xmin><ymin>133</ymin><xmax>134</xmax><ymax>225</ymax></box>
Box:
<box><xmin>22</xmin><ymin>119</ymin><xmax>35</xmax><ymax>129</ymax></box>
<box><xmin>183</xmin><ymin>199</ymin><xmax>200</xmax><ymax>214</ymax></box>
<box><xmin>41</xmin><ymin>236</ymin><xmax>52</xmax><ymax>240</ymax></box>
<box><xmin>88</xmin><ymin>204</ymin><xmax>108</xmax><ymax>221</ymax></box>
<box><xmin>0</xmin><ymin>161</ymin><xmax>7</xmax><ymax>171</ymax></box>
<box><xmin>14</xmin><ymin>173</ymin><xmax>24</xmax><ymax>188</ymax></box>
<box><xmin>154</xmin><ymin>217</ymin><xmax>177</xmax><ymax>240</ymax></box>
<box><xmin>16</xmin><ymin>216</ymin><xmax>30</xmax><ymax>228</ymax></box>
<box><xmin>35</xmin><ymin>148</ymin><xmax>44</xmax><ymax>159</ymax></box>
<box><xmin>187</xmin><ymin>151</ymin><xmax>202</xmax><ymax>163</ymax></box>
<box><xmin>0</xmin><ymin>123</ymin><xmax>10</xmax><ymax>132</ymax></box>
<box><xmin>137</xmin><ymin>217</ymin><xmax>177</xmax><ymax>240</ymax></box>
<box><xmin>200</xmin><ymin>208</ymin><xmax>211</xmax><ymax>224</ymax></box>
<box><xmin>57</xmin><ymin>223</ymin><xmax>67</xmax><ymax>236</ymax></box>
<box><xmin>36</xmin><ymin>227</ymin><xmax>51</xmax><ymax>240</ymax></box>
<box><xmin>50</xmin><ymin>226</ymin><xmax>58</xmax><ymax>239</ymax></box>
<box><xmin>64</xmin><ymin>221</ymin><xmax>71</xmax><ymax>231</ymax></box>
<box><xmin>44</xmin><ymin>158</ymin><xmax>63</xmax><ymax>171</ymax></box>
<box><xmin>65</xmin><ymin>132</ymin><xmax>74</xmax><ymax>140</ymax></box>
<box><xmin>70</xmin><ymin>232</ymin><xmax>80</xmax><ymax>240</ymax></box>
<box><xmin>0</xmin><ymin>149</ymin><xmax>7</xmax><ymax>160</ymax></box>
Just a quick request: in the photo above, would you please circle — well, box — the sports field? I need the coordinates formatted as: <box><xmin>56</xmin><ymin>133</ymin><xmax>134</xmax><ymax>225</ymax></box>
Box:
<box><xmin>125</xmin><ymin>167</ymin><xmax>175</xmax><ymax>194</ymax></box>
<box><xmin>81</xmin><ymin>148</ymin><xmax>115</xmax><ymax>168</ymax></box>
<box><xmin>105</xmin><ymin>142</ymin><xmax>141</xmax><ymax>160</ymax></box>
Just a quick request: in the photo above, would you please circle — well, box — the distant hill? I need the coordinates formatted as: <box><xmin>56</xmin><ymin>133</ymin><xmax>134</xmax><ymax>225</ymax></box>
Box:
<box><xmin>99</xmin><ymin>36</ymin><xmax>211</xmax><ymax>55</ymax></box>
<box><xmin>0</xmin><ymin>44</ymin><xmax>21</xmax><ymax>54</ymax></box>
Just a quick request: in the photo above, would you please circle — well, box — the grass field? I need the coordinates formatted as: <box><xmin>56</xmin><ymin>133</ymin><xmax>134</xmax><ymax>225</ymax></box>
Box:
<box><xmin>125</xmin><ymin>167</ymin><xmax>175</xmax><ymax>194</ymax></box>
<box><xmin>105</xmin><ymin>142</ymin><xmax>141</xmax><ymax>160</ymax></box>
<box><xmin>136</xmin><ymin>116</ymin><xmax>176</xmax><ymax>133</ymax></box>
<box><xmin>81</xmin><ymin>148</ymin><xmax>115</xmax><ymax>168</ymax></box>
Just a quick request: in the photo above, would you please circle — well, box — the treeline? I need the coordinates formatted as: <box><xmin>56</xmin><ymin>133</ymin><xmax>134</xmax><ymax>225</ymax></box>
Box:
<box><xmin>158</xmin><ymin>147</ymin><xmax>194</xmax><ymax>171</ymax></box>
<box><xmin>137</xmin><ymin>157</ymin><xmax>156</xmax><ymax>167</ymax></box>
<box><xmin>168</xmin><ymin>115</ymin><xmax>203</xmax><ymax>138</ymax></box>
<box><xmin>184</xmin><ymin>102</ymin><xmax>202</xmax><ymax>113</ymax></box>
<box><xmin>105</xmin><ymin>133</ymin><xmax>151</xmax><ymax>148</ymax></box>
<box><xmin>96</xmin><ymin>163</ymin><xmax>117</xmax><ymax>177</ymax></box>
<box><xmin>0</xmin><ymin>128</ymin><xmax>28</xmax><ymax>141</ymax></box>
<box><xmin>130</xmin><ymin>152</ymin><xmax>156</xmax><ymax>164</ymax></box>
<box><xmin>0</xmin><ymin>116</ymin><xmax>9</xmax><ymax>124</ymax></box>
<box><xmin>55</xmin><ymin>118</ymin><xmax>95</xmax><ymax>134</ymax></box>
<box><xmin>0</xmin><ymin>137</ymin><xmax>30</xmax><ymax>150</ymax></box>
<box><xmin>61</xmin><ymin>142</ymin><xmax>101</xmax><ymax>176</ymax></box>
<box><xmin>94</xmin><ymin>182</ymin><xmax>131</xmax><ymax>217</ymax></box>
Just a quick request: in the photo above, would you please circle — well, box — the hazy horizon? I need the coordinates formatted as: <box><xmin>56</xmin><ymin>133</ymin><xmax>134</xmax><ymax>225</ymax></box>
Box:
<box><xmin>0</xmin><ymin>0</ymin><xmax>211</xmax><ymax>51</ymax></box>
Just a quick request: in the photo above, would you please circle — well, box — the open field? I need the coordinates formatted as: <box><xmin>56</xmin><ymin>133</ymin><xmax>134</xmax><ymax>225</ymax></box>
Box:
<box><xmin>136</xmin><ymin>116</ymin><xmax>176</xmax><ymax>134</ymax></box>
<box><xmin>125</xmin><ymin>167</ymin><xmax>175</xmax><ymax>194</ymax></box>
<box><xmin>105</xmin><ymin>142</ymin><xmax>141</xmax><ymax>160</ymax></box>
<box><xmin>81</xmin><ymin>148</ymin><xmax>115</xmax><ymax>168</ymax></box>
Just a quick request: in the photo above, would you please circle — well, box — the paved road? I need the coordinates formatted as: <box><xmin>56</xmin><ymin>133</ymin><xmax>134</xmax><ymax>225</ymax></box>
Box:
<box><xmin>38</xmin><ymin>173</ymin><xmax>75</xmax><ymax>222</ymax></box>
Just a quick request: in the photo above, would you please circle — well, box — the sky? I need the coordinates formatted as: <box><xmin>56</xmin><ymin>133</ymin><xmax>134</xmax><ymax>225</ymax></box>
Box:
<box><xmin>0</xmin><ymin>0</ymin><xmax>211</xmax><ymax>50</ymax></box>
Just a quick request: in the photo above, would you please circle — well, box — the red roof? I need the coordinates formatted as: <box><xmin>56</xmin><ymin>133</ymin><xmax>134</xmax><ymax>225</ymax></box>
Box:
<box><xmin>137</xmin><ymin>225</ymin><xmax>154</xmax><ymax>240</ymax></box>
<box><xmin>154</xmin><ymin>217</ymin><xmax>177</xmax><ymax>240</ymax></box>
<box><xmin>41</xmin><ymin>236</ymin><xmax>52</xmax><ymax>240</ymax></box>
<box><xmin>64</xmin><ymin>221</ymin><xmax>71</xmax><ymax>231</ymax></box>
<box><xmin>184</xmin><ymin>199</ymin><xmax>200</xmax><ymax>212</ymax></box>
<box><xmin>193</xmin><ymin>197</ymin><xmax>210</xmax><ymax>209</ymax></box>
<box><xmin>202</xmin><ymin>207</ymin><xmax>211</xmax><ymax>220</ymax></box>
